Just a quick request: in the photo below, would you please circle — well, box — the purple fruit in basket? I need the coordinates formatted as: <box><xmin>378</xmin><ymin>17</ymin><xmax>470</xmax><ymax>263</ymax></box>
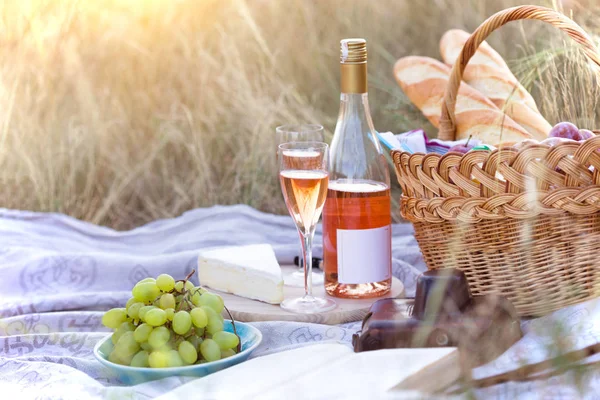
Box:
<box><xmin>448</xmin><ymin>135</ymin><xmax>474</xmax><ymax>154</ymax></box>
<box><xmin>579</xmin><ymin>129</ymin><xmax>595</xmax><ymax>140</ymax></box>
<box><xmin>549</xmin><ymin>122</ymin><xmax>581</xmax><ymax>141</ymax></box>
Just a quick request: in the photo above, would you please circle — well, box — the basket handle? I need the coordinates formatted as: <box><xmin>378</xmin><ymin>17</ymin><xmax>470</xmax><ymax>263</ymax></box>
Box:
<box><xmin>438</xmin><ymin>5</ymin><xmax>600</xmax><ymax>141</ymax></box>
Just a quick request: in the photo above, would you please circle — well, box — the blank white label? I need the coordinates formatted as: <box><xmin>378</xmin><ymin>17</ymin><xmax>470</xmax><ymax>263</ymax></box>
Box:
<box><xmin>337</xmin><ymin>225</ymin><xmax>391</xmax><ymax>284</ymax></box>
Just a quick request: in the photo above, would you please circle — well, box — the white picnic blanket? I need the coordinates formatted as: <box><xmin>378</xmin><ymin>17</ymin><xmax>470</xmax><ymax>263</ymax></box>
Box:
<box><xmin>1</xmin><ymin>205</ymin><xmax>600</xmax><ymax>399</ymax></box>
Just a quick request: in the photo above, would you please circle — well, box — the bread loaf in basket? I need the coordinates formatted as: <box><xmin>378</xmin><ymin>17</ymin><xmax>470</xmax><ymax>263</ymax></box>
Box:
<box><xmin>392</xmin><ymin>5</ymin><xmax>600</xmax><ymax>316</ymax></box>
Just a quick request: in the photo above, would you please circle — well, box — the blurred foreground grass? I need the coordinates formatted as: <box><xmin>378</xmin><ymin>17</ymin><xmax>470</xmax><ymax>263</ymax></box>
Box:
<box><xmin>1</xmin><ymin>0</ymin><xmax>599</xmax><ymax>229</ymax></box>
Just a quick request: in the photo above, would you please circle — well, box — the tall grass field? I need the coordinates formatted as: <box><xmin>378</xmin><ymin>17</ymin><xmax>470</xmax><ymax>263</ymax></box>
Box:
<box><xmin>1</xmin><ymin>0</ymin><xmax>599</xmax><ymax>229</ymax></box>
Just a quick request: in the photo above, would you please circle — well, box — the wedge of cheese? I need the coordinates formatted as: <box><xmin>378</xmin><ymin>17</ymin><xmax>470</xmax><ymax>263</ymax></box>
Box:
<box><xmin>197</xmin><ymin>244</ymin><xmax>284</xmax><ymax>304</ymax></box>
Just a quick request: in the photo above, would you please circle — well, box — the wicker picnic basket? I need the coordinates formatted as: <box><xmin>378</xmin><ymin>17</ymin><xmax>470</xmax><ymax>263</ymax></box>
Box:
<box><xmin>391</xmin><ymin>5</ymin><xmax>600</xmax><ymax>317</ymax></box>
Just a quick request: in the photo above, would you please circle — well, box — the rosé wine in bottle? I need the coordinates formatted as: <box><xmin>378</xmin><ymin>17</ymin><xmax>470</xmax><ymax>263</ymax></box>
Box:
<box><xmin>322</xmin><ymin>38</ymin><xmax>392</xmax><ymax>299</ymax></box>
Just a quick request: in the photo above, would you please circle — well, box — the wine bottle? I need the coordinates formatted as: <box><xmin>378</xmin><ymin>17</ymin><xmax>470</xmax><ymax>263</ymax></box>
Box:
<box><xmin>322</xmin><ymin>38</ymin><xmax>392</xmax><ymax>299</ymax></box>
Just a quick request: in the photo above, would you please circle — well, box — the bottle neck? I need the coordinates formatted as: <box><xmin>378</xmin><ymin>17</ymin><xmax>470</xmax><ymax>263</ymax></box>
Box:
<box><xmin>339</xmin><ymin>60</ymin><xmax>373</xmax><ymax>127</ymax></box>
<box><xmin>331</xmin><ymin>61</ymin><xmax>389</xmax><ymax>187</ymax></box>
<box><xmin>340</xmin><ymin>62</ymin><xmax>367</xmax><ymax>94</ymax></box>
<box><xmin>337</xmin><ymin>92</ymin><xmax>373</xmax><ymax>124</ymax></box>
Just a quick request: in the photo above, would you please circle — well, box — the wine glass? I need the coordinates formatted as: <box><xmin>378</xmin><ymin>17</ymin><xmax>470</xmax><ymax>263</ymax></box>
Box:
<box><xmin>276</xmin><ymin>124</ymin><xmax>324</xmax><ymax>144</ymax></box>
<box><xmin>276</xmin><ymin>124</ymin><xmax>325</xmax><ymax>287</ymax></box>
<box><xmin>278</xmin><ymin>141</ymin><xmax>336</xmax><ymax>314</ymax></box>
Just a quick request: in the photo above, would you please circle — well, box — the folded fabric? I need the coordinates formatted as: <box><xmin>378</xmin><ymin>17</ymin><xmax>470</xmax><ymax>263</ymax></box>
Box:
<box><xmin>377</xmin><ymin>129</ymin><xmax>481</xmax><ymax>155</ymax></box>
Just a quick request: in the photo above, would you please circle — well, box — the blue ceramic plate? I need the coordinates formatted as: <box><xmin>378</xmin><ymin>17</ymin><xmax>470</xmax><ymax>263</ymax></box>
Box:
<box><xmin>94</xmin><ymin>320</ymin><xmax>262</xmax><ymax>385</ymax></box>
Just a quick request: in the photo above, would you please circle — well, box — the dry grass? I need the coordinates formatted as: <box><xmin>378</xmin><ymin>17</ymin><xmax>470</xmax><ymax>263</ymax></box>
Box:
<box><xmin>0</xmin><ymin>0</ymin><xmax>599</xmax><ymax>229</ymax></box>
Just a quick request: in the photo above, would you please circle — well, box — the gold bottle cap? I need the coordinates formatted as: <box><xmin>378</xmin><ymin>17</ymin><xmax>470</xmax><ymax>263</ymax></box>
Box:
<box><xmin>340</xmin><ymin>38</ymin><xmax>367</xmax><ymax>64</ymax></box>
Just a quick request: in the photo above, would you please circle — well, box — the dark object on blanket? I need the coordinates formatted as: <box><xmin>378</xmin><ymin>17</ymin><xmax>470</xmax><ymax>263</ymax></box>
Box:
<box><xmin>294</xmin><ymin>256</ymin><xmax>322</xmax><ymax>270</ymax></box>
<box><xmin>352</xmin><ymin>269</ymin><xmax>522</xmax><ymax>370</ymax></box>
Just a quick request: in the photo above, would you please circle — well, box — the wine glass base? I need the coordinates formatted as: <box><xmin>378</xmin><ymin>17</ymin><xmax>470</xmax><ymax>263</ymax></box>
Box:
<box><xmin>280</xmin><ymin>296</ymin><xmax>336</xmax><ymax>314</ymax></box>
<box><xmin>283</xmin><ymin>270</ymin><xmax>324</xmax><ymax>287</ymax></box>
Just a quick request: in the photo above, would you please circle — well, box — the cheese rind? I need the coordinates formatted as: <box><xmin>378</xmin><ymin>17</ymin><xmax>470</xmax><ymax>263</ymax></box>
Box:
<box><xmin>197</xmin><ymin>244</ymin><xmax>284</xmax><ymax>304</ymax></box>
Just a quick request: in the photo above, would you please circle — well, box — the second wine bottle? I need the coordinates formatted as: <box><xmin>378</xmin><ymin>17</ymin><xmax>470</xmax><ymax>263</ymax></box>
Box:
<box><xmin>322</xmin><ymin>38</ymin><xmax>392</xmax><ymax>299</ymax></box>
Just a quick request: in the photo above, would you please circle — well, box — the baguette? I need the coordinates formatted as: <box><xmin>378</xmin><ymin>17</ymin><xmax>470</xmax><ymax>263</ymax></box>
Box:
<box><xmin>454</xmin><ymin>109</ymin><xmax>534</xmax><ymax>146</ymax></box>
<box><xmin>440</xmin><ymin>29</ymin><xmax>551</xmax><ymax>140</ymax></box>
<box><xmin>394</xmin><ymin>56</ymin><xmax>532</xmax><ymax>145</ymax></box>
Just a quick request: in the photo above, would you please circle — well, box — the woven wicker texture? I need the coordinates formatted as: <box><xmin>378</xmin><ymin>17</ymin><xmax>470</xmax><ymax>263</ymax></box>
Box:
<box><xmin>392</xmin><ymin>5</ymin><xmax>600</xmax><ymax>316</ymax></box>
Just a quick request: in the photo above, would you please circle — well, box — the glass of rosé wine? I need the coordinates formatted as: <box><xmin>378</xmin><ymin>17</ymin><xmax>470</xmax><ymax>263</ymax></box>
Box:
<box><xmin>276</xmin><ymin>124</ymin><xmax>324</xmax><ymax>147</ymax></box>
<box><xmin>276</xmin><ymin>124</ymin><xmax>326</xmax><ymax>288</ymax></box>
<box><xmin>278</xmin><ymin>141</ymin><xmax>336</xmax><ymax>314</ymax></box>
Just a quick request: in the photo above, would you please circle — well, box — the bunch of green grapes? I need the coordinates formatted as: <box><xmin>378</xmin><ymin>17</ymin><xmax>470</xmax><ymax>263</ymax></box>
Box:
<box><xmin>101</xmin><ymin>270</ymin><xmax>240</xmax><ymax>368</ymax></box>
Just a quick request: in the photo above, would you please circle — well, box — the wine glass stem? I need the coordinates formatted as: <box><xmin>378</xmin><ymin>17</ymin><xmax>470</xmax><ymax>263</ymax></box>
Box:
<box><xmin>301</xmin><ymin>230</ymin><xmax>314</xmax><ymax>298</ymax></box>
